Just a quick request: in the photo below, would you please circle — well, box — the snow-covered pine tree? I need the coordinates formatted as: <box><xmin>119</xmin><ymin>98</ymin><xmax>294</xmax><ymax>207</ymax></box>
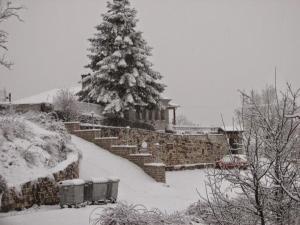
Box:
<box><xmin>78</xmin><ymin>0</ymin><xmax>165</xmax><ymax>117</ymax></box>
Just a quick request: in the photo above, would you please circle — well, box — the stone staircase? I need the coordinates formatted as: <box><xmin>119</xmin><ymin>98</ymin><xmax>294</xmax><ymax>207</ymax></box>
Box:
<box><xmin>64</xmin><ymin>122</ymin><xmax>166</xmax><ymax>183</ymax></box>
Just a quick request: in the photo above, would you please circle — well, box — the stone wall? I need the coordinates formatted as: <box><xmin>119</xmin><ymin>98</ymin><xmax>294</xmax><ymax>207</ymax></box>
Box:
<box><xmin>66</xmin><ymin>122</ymin><xmax>229</xmax><ymax>166</ymax></box>
<box><xmin>93</xmin><ymin>126</ymin><xmax>229</xmax><ymax>166</ymax></box>
<box><xmin>64</xmin><ymin>122</ymin><xmax>229</xmax><ymax>182</ymax></box>
<box><xmin>66</xmin><ymin>123</ymin><xmax>166</xmax><ymax>182</ymax></box>
<box><xmin>64</xmin><ymin>121</ymin><xmax>80</xmax><ymax>134</ymax></box>
<box><xmin>1</xmin><ymin>160</ymin><xmax>79</xmax><ymax>212</ymax></box>
<box><xmin>143</xmin><ymin>163</ymin><xmax>166</xmax><ymax>183</ymax></box>
<box><xmin>0</xmin><ymin>103</ymin><xmax>53</xmax><ymax>113</ymax></box>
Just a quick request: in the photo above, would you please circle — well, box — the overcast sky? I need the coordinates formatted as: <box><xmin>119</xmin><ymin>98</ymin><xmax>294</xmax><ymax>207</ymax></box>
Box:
<box><xmin>0</xmin><ymin>0</ymin><xmax>299</xmax><ymax>125</ymax></box>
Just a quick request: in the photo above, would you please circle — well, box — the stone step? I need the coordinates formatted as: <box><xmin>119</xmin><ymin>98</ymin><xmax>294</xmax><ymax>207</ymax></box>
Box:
<box><xmin>128</xmin><ymin>153</ymin><xmax>153</xmax><ymax>168</ymax></box>
<box><xmin>73</xmin><ymin>129</ymin><xmax>102</xmax><ymax>142</ymax></box>
<box><xmin>94</xmin><ymin>137</ymin><xmax>119</xmax><ymax>150</ymax></box>
<box><xmin>143</xmin><ymin>163</ymin><xmax>166</xmax><ymax>183</ymax></box>
<box><xmin>94</xmin><ymin>137</ymin><xmax>118</xmax><ymax>140</ymax></box>
<box><xmin>110</xmin><ymin>145</ymin><xmax>138</xmax><ymax>157</ymax></box>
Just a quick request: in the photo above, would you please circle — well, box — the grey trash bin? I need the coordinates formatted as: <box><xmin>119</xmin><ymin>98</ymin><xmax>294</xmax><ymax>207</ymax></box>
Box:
<box><xmin>84</xmin><ymin>180</ymin><xmax>93</xmax><ymax>204</ymax></box>
<box><xmin>106</xmin><ymin>177</ymin><xmax>120</xmax><ymax>203</ymax></box>
<box><xmin>91</xmin><ymin>178</ymin><xmax>108</xmax><ymax>204</ymax></box>
<box><xmin>58</xmin><ymin>179</ymin><xmax>85</xmax><ymax>208</ymax></box>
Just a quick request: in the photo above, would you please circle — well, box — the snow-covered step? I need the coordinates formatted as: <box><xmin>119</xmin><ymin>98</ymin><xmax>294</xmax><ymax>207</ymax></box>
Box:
<box><xmin>73</xmin><ymin>129</ymin><xmax>102</xmax><ymax>142</ymax></box>
<box><xmin>110</xmin><ymin>145</ymin><xmax>138</xmax><ymax>157</ymax></box>
<box><xmin>94</xmin><ymin>137</ymin><xmax>119</xmax><ymax>150</ymax></box>
<box><xmin>128</xmin><ymin>153</ymin><xmax>153</xmax><ymax>168</ymax></box>
<box><xmin>95</xmin><ymin>137</ymin><xmax>118</xmax><ymax>140</ymax></box>
<box><xmin>144</xmin><ymin>163</ymin><xmax>166</xmax><ymax>183</ymax></box>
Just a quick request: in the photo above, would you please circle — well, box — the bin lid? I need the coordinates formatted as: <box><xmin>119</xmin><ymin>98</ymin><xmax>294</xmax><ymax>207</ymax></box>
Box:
<box><xmin>58</xmin><ymin>179</ymin><xmax>85</xmax><ymax>186</ymax></box>
<box><xmin>91</xmin><ymin>177</ymin><xmax>109</xmax><ymax>183</ymax></box>
<box><xmin>108</xmin><ymin>177</ymin><xmax>120</xmax><ymax>182</ymax></box>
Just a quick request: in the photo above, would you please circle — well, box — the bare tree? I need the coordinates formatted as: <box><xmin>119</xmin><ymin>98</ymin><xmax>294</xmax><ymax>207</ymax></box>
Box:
<box><xmin>176</xmin><ymin>114</ymin><xmax>195</xmax><ymax>126</ymax></box>
<box><xmin>197</xmin><ymin>84</ymin><xmax>300</xmax><ymax>225</ymax></box>
<box><xmin>0</xmin><ymin>0</ymin><xmax>23</xmax><ymax>69</ymax></box>
<box><xmin>53</xmin><ymin>89</ymin><xmax>80</xmax><ymax>122</ymax></box>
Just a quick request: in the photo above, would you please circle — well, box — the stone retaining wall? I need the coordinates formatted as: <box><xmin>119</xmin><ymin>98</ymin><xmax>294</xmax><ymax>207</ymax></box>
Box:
<box><xmin>65</xmin><ymin>122</ymin><xmax>229</xmax><ymax>183</ymax></box>
<box><xmin>67</xmin><ymin>123</ymin><xmax>229</xmax><ymax>166</ymax></box>
<box><xmin>144</xmin><ymin>164</ymin><xmax>166</xmax><ymax>183</ymax></box>
<box><xmin>1</xmin><ymin>160</ymin><xmax>80</xmax><ymax>212</ymax></box>
<box><xmin>165</xmin><ymin>163</ymin><xmax>215</xmax><ymax>171</ymax></box>
<box><xmin>64</xmin><ymin>121</ymin><xmax>80</xmax><ymax>134</ymax></box>
<box><xmin>66</xmin><ymin>123</ymin><xmax>166</xmax><ymax>182</ymax></box>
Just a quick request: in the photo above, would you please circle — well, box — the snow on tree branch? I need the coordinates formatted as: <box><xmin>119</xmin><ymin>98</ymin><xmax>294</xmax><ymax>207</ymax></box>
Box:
<box><xmin>195</xmin><ymin>84</ymin><xmax>300</xmax><ymax>225</ymax></box>
<box><xmin>78</xmin><ymin>0</ymin><xmax>165</xmax><ymax>117</ymax></box>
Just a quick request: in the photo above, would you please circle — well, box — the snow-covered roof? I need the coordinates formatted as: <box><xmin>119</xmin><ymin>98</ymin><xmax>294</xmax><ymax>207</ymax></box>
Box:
<box><xmin>90</xmin><ymin>177</ymin><xmax>109</xmax><ymax>183</ymax></box>
<box><xmin>107</xmin><ymin>177</ymin><xmax>120</xmax><ymax>182</ymax></box>
<box><xmin>58</xmin><ymin>179</ymin><xmax>85</xmax><ymax>186</ymax></box>
<box><xmin>14</xmin><ymin>86</ymin><xmax>81</xmax><ymax>104</ymax></box>
<box><xmin>167</xmin><ymin>102</ymin><xmax>180</xmax><ymax>108</ymax></box>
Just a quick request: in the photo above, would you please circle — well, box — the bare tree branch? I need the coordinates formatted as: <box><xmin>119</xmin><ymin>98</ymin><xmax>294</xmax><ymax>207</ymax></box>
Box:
<box><xmin>0</xmin><ymin>0</ymin><xmax>23</xmax><ymax>69</ymax></box>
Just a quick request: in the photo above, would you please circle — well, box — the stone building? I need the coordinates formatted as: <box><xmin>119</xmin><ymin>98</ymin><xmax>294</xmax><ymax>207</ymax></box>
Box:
<box><xmin>218</xmin><ymin>127</ymin><xmax>243</xmax><ymax>154</ymax></box>
<box><xmin>123</xmin><ymin>97</ymin><xmax>179</xmax><ymax>131</ymax></box>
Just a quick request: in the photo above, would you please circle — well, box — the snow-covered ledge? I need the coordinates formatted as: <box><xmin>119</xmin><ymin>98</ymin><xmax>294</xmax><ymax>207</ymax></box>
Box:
<box><xmin>143</xmin><ymin>163</ymin><xmax>166</xmax><ymax>183</ymax></box>
<box><xmin>1</xmin><ymin>154</ymin><xmax>80</xmax><ymax>212</ymax></box>
<box><xmin>64</xmin><ymin>122</ymin><xmax>80</xmax><ymax>134</ymax></box>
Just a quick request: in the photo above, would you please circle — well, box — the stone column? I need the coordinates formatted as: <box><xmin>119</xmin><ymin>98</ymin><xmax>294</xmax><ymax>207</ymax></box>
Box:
<box><xmin>173</xmin><ymin>108</ymin><xmax>176</xmax><ymax>125</ymax></box>
<box><xmin>165</xmin><ymin>109</ymin><xmax>170</xmax><ymax>124</ymax></box>
<box><xmin>145</xmin><ymin>110</ymin><xmax>149</xmax><ymax>121</ymax></box>
<box><xmin>156</xmin><ymin>109</ymin><xmax>161</xmax><ymax>121</ymax></box>
<box><xmin>150</xmin><ymin>110</ymin><xmax>154</xmax><ymax>121</ymax></box>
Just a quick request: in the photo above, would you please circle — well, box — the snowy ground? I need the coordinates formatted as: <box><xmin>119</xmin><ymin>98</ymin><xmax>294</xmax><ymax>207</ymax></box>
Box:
<box><xmin>14</xmin><ymin>87</ymin><xmax>80</xmax><ymax>104</ymax></box>
<box><xmin>0</xmin><ymin>136</ymin><xmax>214</xmax><ymax>225</ymax></box>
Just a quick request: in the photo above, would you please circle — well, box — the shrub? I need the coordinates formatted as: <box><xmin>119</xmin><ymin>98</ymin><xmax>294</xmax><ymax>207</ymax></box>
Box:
<box><xmin>23</xmin><ymin>111</ymin><xmax>69</xmax><ymax>140</ymax></box>
<box><xmin>53</xmin><ymin>89</ymin><xmax>80</xmax><ymax>122</ymax></box>
<box><xmin>101</xmin><ymin>117</ymin><xmax>155</xmax><ymax>131</ymax></box>
<box><xmin>0</xmin><ymin>115</ymin><xmax>29</xmax><ymax>141</ymax></box>
<box><xmin>89</xmin><ymin>202</ymin><xmax>191</xmax><ymax>225</ymax></box>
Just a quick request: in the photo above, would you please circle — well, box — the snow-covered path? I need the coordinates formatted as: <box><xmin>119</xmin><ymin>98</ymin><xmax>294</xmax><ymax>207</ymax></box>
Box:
<box><xmin>0</xmin><ymin>136</ymin><xmax>209</xmax><ymax>225</ymax></box>
<box><xmin>75</xmin><ymin>135</ymin><xmax>207</xmax><ymax>211</ymax></box>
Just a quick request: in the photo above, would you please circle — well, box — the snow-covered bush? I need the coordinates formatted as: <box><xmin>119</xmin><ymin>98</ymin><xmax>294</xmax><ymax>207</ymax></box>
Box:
<box><xmin>186</xmin><ymin>199</ymin><xmax>256</xmax><ymax>225</ymax></box>
<box><xmin>0</xmin><ymin>115</ymin><xmax>30</xmax><ymax>141</ymax></box>
<box><xmin>90</xmin><ymin>202</ymin><xmax>191</xmax><ymax>225</ymax></box>
<box><xmin>23</xmin><ymin>111</ymin><xmax>69</xmax><ymax>140</ymax></box>
<box><xmin>53</xmin><ymin>89</ymin><xmax>80</xmax><ymax>121</ymax></box>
